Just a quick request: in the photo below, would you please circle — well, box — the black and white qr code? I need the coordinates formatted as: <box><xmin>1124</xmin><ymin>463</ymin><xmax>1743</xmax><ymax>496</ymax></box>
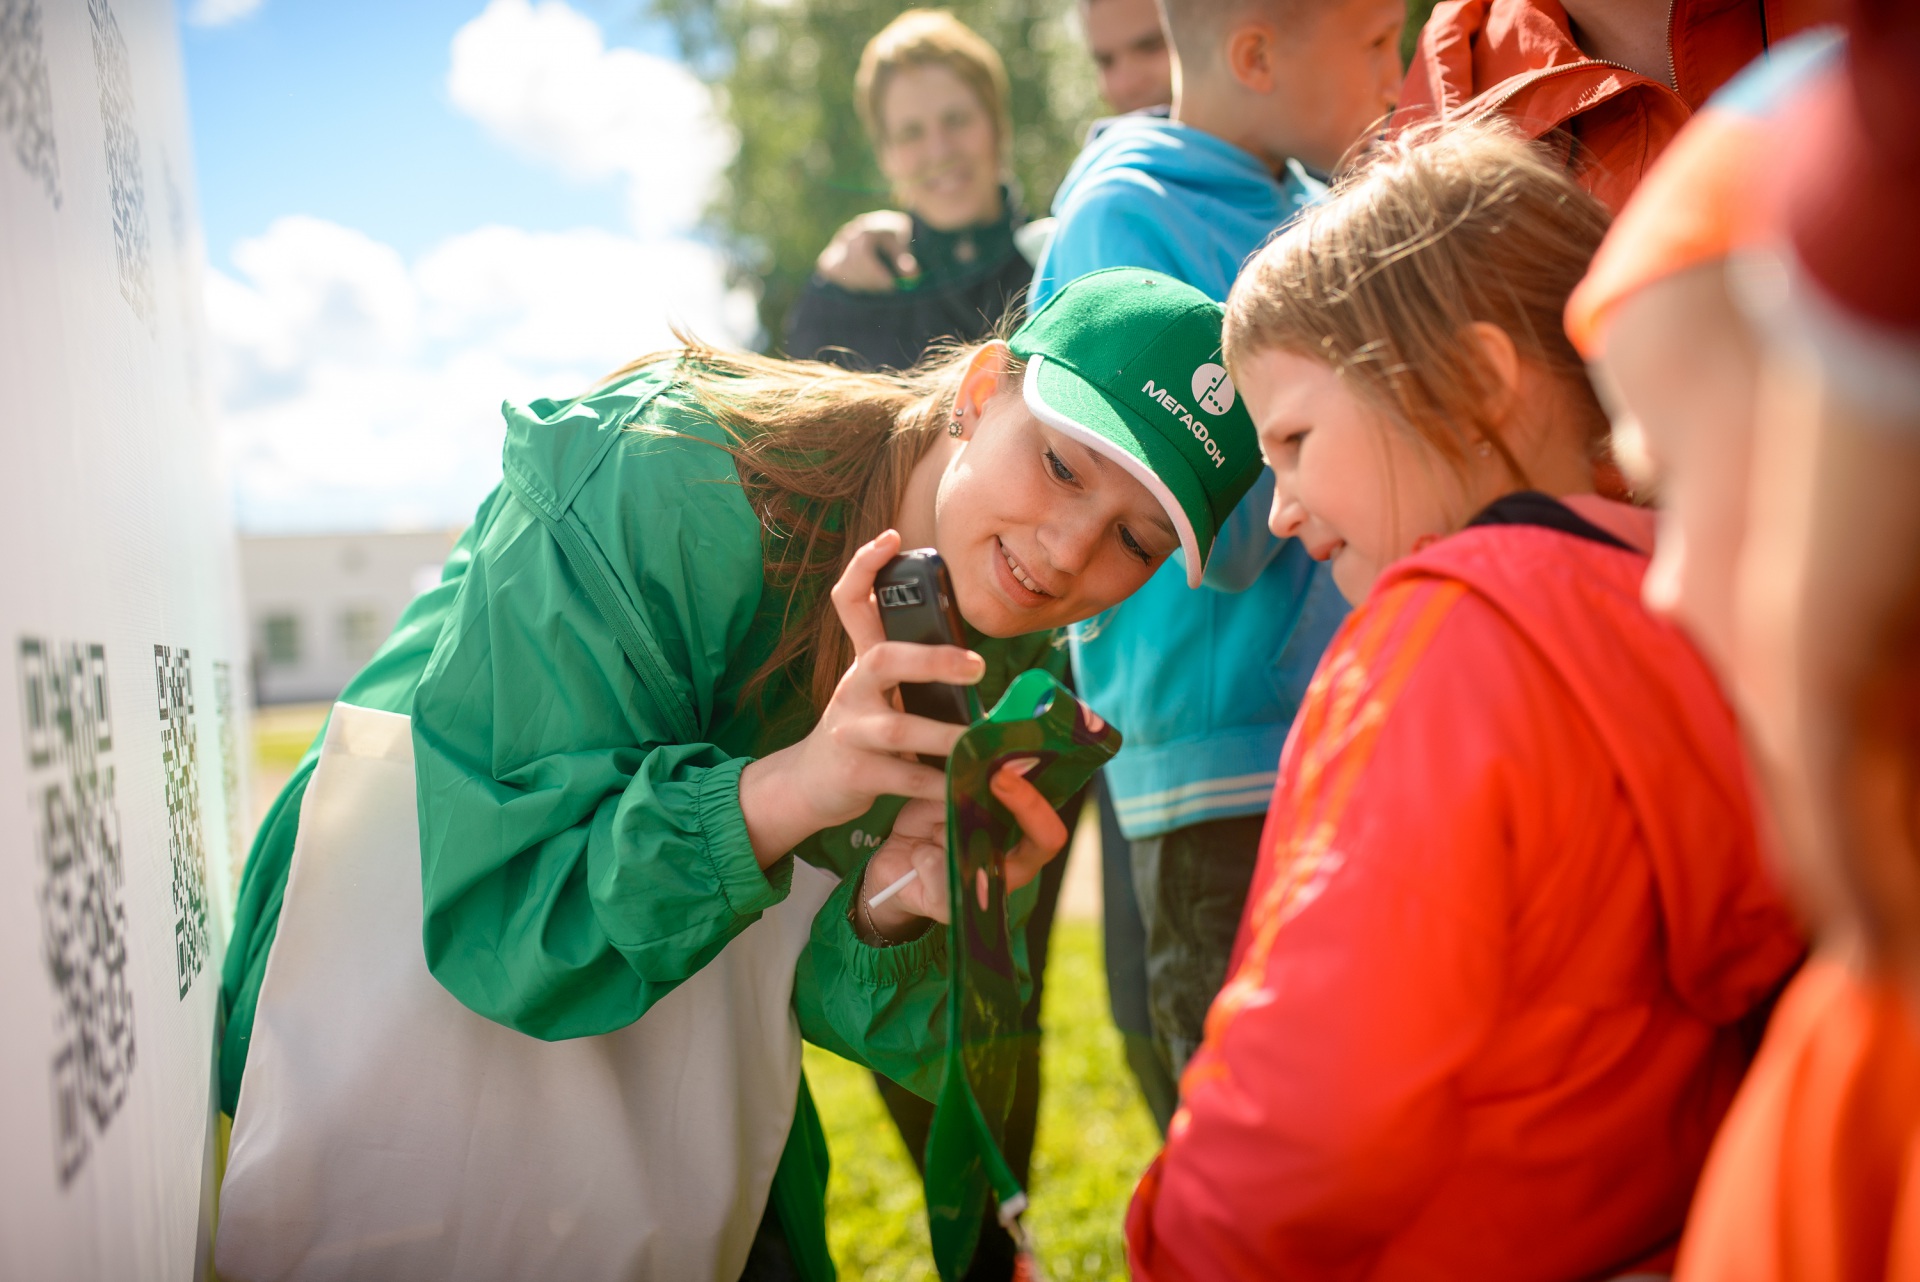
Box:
<box><xmin>19</xmin><ymin>637</ymin><xmax>137</xmax><ymax>1187</ymax></box>
<box><xmin>1</xmin><ymin>0</ymin><xmax>62</xmax><ymax>206</ymax></box>
<box><xmin>86</xmin><ymin>0</ymin><xmax>151</xmax><ymax>325</ymax></box>
<box><xmin>155</xmin><ymin>645</ymin><xmax>209</xmax><ymax>999</ymax></box>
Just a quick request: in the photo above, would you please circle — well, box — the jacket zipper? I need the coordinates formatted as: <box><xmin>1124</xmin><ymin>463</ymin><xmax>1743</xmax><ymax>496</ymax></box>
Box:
<box><xmin>1665</xmin><ymin>0</ymin><xmax>1679</xmax><ymax>94</ymax></box>
<box><xmin>1472</xmin><ymin>55</ymin><xmax>1678</xmax><ymax>121</ymax></box>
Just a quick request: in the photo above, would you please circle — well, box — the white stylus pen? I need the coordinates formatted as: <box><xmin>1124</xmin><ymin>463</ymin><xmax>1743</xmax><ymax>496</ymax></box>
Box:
<box><xmin>865</xmin><ymin>867</ymin><xmax>920</xmax><ymax>909</ymax></box>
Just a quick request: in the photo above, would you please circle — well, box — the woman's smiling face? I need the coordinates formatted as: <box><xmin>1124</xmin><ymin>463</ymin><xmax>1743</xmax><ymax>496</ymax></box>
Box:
<box><xmin>932</xmin><ymin>354</ymin><xmax>1179</xmax><ymax>636</ymax></box>
<box><xmin>875</xmin><ymin>63</ymin><xmax>1003</xmax><ymax>232</ymax></box>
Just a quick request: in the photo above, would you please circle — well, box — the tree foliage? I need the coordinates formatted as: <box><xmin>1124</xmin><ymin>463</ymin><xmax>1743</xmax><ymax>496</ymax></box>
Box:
<box><xmin>652</xmin><ymin>0</ymin><xmax>1101</xmax><ymax>350</ymax></box>
<box><xmin>1401</xmin><ymin>0</ymin><xmax>1437</xmax><ymax>66</ymax></box>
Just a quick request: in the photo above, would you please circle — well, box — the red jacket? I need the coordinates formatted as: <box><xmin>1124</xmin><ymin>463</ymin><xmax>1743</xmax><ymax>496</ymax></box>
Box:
<box><xmin>1393</xmin><ymin>0</ymin><xmax>1826</xmax><ymax>211</ymax></box>
<box><xmin>1126</xmin><ymin>498</ymin><xmax>1806</xmax><ymax>1281</ymax></box>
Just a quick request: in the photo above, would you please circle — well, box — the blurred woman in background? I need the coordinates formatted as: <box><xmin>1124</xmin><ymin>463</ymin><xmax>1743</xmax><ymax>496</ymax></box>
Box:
<box><xmin>784</xmin><ymin>10</ymin><xmax>1041</xmax><ymax>373</ymax></box>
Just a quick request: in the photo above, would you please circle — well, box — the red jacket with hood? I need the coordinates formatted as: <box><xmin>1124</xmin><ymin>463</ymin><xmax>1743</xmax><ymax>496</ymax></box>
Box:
<box><xmin>1394</xmin><ymin>0</ymin><xmax>1826</xmax><ymax>211</ymax></box>
<box><xmin>1126</xmin><ymin>496</ymin><xmax>1805</xmax><ymax>1281</ymax></box>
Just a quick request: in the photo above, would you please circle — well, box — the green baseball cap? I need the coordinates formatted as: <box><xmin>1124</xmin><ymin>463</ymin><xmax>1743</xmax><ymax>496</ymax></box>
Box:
<box><xmin>1009</xmin><ymin>267</ymin><xmax>1263</xmax><ymax>587</ymax></box>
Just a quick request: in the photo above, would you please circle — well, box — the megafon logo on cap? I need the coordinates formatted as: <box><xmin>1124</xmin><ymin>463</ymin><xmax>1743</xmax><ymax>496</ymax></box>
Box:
<box><xmin>1141</xmin><ymin>368</ymin><xmax>1230</xmax><ymax>469</ymax></box>
<box><xmin>1192</xmin><ymin>363</ymin><xmax>1235</xmax><ymax>415</ymax></box>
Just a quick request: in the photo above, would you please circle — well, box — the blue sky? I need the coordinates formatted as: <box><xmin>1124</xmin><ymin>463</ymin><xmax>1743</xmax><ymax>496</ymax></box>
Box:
<box><xmin>180</xmin><ymin>0</ymin><xmax>752</xmax><ymax>533</ymax></box>
<box><xmin>182</xmin><ymin>0</ymin><xmax>674</xmax><ymax>266</ymax></box>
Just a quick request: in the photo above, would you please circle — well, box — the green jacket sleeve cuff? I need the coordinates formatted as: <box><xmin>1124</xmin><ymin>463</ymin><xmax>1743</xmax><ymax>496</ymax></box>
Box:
<box><xmin>792</xmin><ymin>858</ymin><xmax>952</xmax><ymax>1099</ymax></box>
<box><xmin>839</xmin><ymin>890</ymin><xmax>948</xmax><ymax>986</ymax></box>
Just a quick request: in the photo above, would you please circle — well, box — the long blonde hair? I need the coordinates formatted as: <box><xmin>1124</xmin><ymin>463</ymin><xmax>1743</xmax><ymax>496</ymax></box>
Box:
<box><xmin>601</xmin><ymin>338</ymin><xmax>1023</xmax><ymax>714</ymax></box>
<box><xmin>1223</xmin><ymin>120</ymin><xmax>1611</xmax><ymax>481</ymax></box>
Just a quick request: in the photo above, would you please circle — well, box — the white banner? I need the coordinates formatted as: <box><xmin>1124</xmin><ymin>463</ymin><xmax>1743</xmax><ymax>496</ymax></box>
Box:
<box><xmin>0</xmin><ymin>0</ymin><xmax>245</xmax><ymax>1277</ymax></box>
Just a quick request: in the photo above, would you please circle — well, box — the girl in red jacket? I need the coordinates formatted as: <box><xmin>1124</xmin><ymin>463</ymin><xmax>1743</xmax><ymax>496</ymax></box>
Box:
<box><xmin>1125</xmin><ymin>120</ymin><xmax>1806</xmax><ymax>1281</ymax></box>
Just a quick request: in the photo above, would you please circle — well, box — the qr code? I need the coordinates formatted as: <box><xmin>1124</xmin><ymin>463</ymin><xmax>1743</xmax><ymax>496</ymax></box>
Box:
<box><xmin>155</xmin><ymin>645</ymin><xmax>209</xmax><ymax>998</ymax></box>
<box><xmin>211</xmin><ymin>660</ymin><xmax>246</xmax><ymax>889</ymax></box>
<box><xmin>19</xmin><ymin>637</ymin><xmax>137</xmax><ymax>1187</ymax></box>
<box><xmin>0</xmin><ymin>0</ymin><xmax>60</xmax><ymax>205</ymax></box>
<box><xmin>87</xmin><ymin>0</ymin><xmax>151</xmax><ymax>325</ymax></box>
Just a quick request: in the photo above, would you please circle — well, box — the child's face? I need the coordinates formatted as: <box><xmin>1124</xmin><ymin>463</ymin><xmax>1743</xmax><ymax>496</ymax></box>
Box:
<box><xmin>1592</xmin><ymin>265</ymin><xmax>1760</xmax><ymax>683</ymax></box>
<box><xmin>1254</xmin><ymin>0</ymin><xmax>1404</xmax><ymax>171</ymax></box>
<box><xmin>1081</xmin><ymin>0</ymin><xmax>1171</xmax><ymax>114</ymax></box>
<box><xmin>1239</xmin><ymin>346</ymin><xmax>1474</xmax><ymax>605</ymax></box>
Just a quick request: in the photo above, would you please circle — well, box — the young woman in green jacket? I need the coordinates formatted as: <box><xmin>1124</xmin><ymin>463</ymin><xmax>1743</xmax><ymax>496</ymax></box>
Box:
<box><xmin>215</xmin><ymin>268</ymin><xmax>1264</xmax><ymax>1281</ymax></box>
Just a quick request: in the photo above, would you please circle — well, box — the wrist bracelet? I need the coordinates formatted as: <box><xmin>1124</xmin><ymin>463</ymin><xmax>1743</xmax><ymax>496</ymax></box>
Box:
<box><xmin>857</xmin><ymin>881</ymin><xmax>903</xmax><ymax>948</ymax></box>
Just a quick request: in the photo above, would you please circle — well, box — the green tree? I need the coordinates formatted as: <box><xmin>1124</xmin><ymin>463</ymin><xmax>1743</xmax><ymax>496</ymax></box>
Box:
<box><xmin>1402</xmin><ymin>0</ymin><xmax>1437</xmax><ymax>65</ymax></box>
<box><xmin>652</xmin><ymin>0</ymin><xmax>1100</xmax><ymax>350</ymax></box>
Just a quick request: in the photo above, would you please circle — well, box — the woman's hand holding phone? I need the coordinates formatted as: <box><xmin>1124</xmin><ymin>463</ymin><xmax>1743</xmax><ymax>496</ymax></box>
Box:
<box><xmin>738</xmin><ymin>530</ymin><xmax>1070</xmax><ymax>935</ymax></box>
<box><xmin>739</xmin><ymin>530</ymin><xmax>977</xmax><ymax>864</ymax></box>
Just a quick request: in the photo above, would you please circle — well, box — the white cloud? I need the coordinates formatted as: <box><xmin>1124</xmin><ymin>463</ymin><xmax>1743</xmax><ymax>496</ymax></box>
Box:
<box><xmin>415</xmin><ymin>224</ymin><xmax>756</xmax><ymax>363</ymax></box>
<box><xmin>211</xmin><ymin>1</ymin><xmax>756</xmax><ymax>534</ymax></box>
<box><xmin>446</xmin><ymin>0</ymin><xmax>732</xmax><ymax>237</ymax></box>
<box><xmin>211</xmin><ymin>216</ymin><xmax>755</xmax><ymax>533</ymax></box>
<box><xmin>187</xmin><ymin>0</ymin><xmax>263</xmax><ymax>27</ymax></box>
<box><xmin>206</xmin><ymin>217</ymin><xmax>418</xmax><ymax>411</ymax></box>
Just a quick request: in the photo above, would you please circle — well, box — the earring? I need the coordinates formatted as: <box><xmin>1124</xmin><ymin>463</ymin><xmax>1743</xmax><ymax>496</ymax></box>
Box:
<box><xmin>948</xmin><ymin>418</ymin><xmax>963</xmax><ymax>438</ymax></box>
<box><xmin>1476</xmin><ymin>440</ymin><xmax>1493</xmax><ymax>458</ymax></box>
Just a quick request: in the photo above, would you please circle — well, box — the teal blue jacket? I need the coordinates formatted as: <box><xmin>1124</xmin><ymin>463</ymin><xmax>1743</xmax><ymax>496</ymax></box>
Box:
<box><xmin>1030</xmin><ymin>116</ymin><xmax>1349</xmax><ymax>837</ymax></box>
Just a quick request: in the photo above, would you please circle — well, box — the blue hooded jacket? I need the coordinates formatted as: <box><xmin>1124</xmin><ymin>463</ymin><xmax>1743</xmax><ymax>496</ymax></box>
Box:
<box><xmin>1031</xmin><ymin>115</ymin><xmax>1349</xmax><ymax>838</ymax></box>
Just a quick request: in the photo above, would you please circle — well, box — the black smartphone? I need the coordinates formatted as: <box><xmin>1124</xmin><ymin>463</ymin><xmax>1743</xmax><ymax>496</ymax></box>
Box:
<box><xmin>874</xmin><ymin>550</ymin><xmax>975</xmax><ymax>753</ymax></box>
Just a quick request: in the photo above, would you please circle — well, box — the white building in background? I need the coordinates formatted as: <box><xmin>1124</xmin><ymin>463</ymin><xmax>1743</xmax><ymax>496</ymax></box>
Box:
<box><xmin>240</xmin><ymin>529</ymin><xmax>461</xmax><ymax>705</ymax></box>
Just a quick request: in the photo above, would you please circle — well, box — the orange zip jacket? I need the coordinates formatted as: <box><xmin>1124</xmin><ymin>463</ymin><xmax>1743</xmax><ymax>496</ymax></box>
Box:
<box><xmin>1675</xmin><ymin>954</ymin><xmax>1920</xmax><ymax>1282</ymax></box>
<box><xmin>1393</xmin><ymin>0</ymin><xmax>1825</xmax><ymax>212</ymax></box>
<box><xmin>1126</xmin><ymin>496</ymin><xmax>1806</xmax><ymax>1281</ymax></box>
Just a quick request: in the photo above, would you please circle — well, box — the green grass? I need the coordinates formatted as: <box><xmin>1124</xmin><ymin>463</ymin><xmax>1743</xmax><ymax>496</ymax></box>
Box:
<box><xmin>805</xmin><ymin>920</ymin><xmax>1161</xmax><ymax>1281</ymax></box>
<box><xmin>252</xmin><ymin>702</ymin><xmax>330</xmax><ymax>769</ymax></box>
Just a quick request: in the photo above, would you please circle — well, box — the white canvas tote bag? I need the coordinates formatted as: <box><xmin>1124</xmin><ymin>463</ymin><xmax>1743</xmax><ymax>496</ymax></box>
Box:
<box><xmin>215</xmin><ymin>703</ymin><xmax>838</xmax><ymax>1281</ymax></box>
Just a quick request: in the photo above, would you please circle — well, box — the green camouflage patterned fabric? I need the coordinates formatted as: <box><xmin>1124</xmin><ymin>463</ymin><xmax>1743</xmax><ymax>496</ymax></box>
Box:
<box><xmin>923</xmin><ymin>671</ymin><xmax>1123</xmax><ymax>1279</ymax></box>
